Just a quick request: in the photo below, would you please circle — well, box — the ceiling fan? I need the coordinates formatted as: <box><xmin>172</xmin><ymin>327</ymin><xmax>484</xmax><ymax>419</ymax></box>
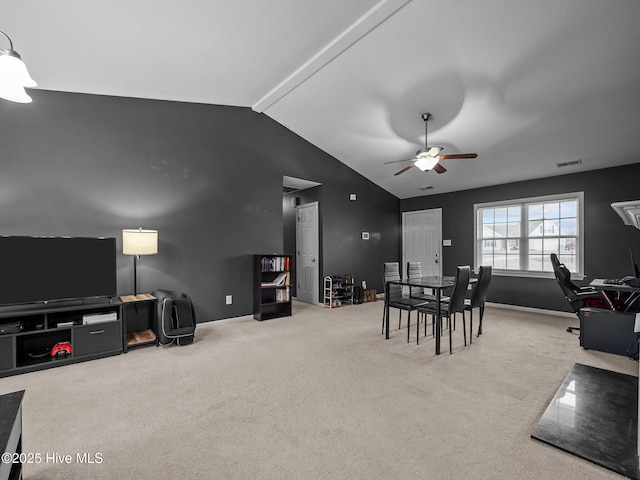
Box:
<box><xmin>386</xmin><ymin>113</ymin><xmax>477</xmax><ymax>176</ymax></box>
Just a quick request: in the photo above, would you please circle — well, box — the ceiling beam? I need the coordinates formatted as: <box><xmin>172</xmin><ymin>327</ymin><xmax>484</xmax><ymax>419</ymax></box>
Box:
<box><xmin>252</xmin><ymin>0</ymin><xmax>411</xmax><ymax>113</ymax></box>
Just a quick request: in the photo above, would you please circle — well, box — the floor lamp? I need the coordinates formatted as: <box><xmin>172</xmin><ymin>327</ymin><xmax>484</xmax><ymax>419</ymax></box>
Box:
<box><xmin>123</xmin><ymin>228</ymin><xmax>158</xmax><ymax>295</ymax></box>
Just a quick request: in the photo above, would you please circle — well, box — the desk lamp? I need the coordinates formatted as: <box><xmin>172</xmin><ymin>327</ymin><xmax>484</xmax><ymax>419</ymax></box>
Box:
<box><xmin>122</xmin><ymin>228</ymin><xmax>158</xmax><ymax>295</ymax></box>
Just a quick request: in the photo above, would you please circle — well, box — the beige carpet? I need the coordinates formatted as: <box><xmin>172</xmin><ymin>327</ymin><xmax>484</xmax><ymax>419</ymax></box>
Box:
<box><xmin>1</xmin><ymin>301</ymin><xmax>637</xmax><ymax>479</ymax></box>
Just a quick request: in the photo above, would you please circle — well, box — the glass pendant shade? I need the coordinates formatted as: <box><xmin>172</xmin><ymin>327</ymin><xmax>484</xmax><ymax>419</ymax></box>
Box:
<box><xmin>0</xmin><ymin>32</ymin><xmax>36</xmax><ymax>104</ymax></box>
<box><xmin>0</xmin><ymin>78</ymin><xmax>32</xmax><ymax>103</ymax></box>
<box><xmin>414</xmin><ymin>155</ymin><xmax>439</xmax><ymax>171</ymax></box>
<box><xmin>0</xmin><ymin>52</ymin><xmax>36</xmax><ymax>87</ymax></box>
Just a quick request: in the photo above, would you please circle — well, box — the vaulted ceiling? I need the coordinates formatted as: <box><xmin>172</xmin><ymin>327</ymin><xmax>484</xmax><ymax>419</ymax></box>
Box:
<box><xmin>4</xmin><ymin>0</ymin><xmax>640</xmax><ymax>198</ymax></box>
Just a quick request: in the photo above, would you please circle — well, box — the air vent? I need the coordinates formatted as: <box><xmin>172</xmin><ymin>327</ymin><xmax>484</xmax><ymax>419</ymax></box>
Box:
<box><xmin>419</xmin><ymin>186</ymin><xmax>434</xmax><ymax>191</ymax></box>
<box><xmin>556</xmin><ymin>159</ymin><xmax>582</xmax><ymax>168</ymax></box>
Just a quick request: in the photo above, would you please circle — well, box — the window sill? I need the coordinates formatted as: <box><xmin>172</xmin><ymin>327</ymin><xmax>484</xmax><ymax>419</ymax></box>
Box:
<box><xmin>490</xmin><ymin>270</ymin><xmax>585</xmax><ymax>281</ymax></box>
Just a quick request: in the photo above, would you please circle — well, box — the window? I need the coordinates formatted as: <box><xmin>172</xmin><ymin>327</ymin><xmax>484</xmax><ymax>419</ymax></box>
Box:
<box><xmin>474</xmin><ymin>192</ymin><xmax>584</xmax><ymax>278</ymax></box>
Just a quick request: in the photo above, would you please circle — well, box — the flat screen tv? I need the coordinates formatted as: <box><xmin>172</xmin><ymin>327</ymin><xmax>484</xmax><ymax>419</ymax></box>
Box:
<box><xmin>0</xmin><ymin>236</ymin><xmax>117</xmax><ymax>306</ymax></box>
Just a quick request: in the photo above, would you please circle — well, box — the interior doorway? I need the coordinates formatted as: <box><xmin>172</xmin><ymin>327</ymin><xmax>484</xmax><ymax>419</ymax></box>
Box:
<box><xmin>296</xmin><ymin>202</ymin><xmax>319</xmax><ymax>304</ymax></box>
<box><xmin>282</xmin><ymin>176</ymin><xmax>322</xmax><ymax>304</ymax></box>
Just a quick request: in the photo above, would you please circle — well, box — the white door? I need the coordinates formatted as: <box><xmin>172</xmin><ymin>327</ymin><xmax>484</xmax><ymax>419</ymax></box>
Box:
<box><xmin>402</xmin><ymin>209</ymin><xmax>442</xmax><ymax>278</ymax></box>
<box><xmin>296</xmin><ymin>202</ymin><xmax>319</xmax><ymax>304</ymax></box>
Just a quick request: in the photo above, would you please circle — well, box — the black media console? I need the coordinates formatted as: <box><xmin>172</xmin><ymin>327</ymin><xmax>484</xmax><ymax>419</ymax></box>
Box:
<box><xmin>0</xmin><ymin>300</ymin><xmax>122</xmax><ymax>378</ymax></box>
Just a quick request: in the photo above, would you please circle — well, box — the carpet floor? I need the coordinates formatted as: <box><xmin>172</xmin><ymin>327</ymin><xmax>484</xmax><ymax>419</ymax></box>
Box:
<box><xmin>0</xmin><ymin>300</ymin><xmax>637</xmax><ymax>479</ymax></box>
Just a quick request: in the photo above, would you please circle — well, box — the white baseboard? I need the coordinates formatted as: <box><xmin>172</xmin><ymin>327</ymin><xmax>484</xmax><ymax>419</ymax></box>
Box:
<box><xmin>486</xmin><ymin>302</ymin><xmax>576</xmax><ymax>318</ymax></box>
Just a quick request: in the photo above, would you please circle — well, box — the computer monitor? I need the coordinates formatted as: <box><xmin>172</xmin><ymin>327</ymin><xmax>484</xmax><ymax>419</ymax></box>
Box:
<box><xmin>630</xmin><ymin>248</ymin><xmax>640</xmax><ymax>277</ymax></box>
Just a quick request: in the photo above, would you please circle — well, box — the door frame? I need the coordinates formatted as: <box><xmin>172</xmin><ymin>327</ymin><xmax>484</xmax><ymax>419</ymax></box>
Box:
<box><xmin>295</xmin><ymin>201</ymin><xmax>320</xmax><ymax>304</ymax></box>
<box><xmin>402</xmin><ymin>208</ymin><xmax>443</xmax><ymax>278</ymax></box>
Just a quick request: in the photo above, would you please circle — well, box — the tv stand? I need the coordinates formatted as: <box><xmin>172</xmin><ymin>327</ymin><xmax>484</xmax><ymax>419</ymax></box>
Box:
<box><xmin>0</xmin><ymin>299</ymin><xmax>122</xmax><ymax>378</ymax></box>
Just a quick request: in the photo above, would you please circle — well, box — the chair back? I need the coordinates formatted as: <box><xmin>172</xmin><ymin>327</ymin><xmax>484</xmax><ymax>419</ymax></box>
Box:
<box><xmin>448</xmin><ymin>266</ymin><xmax>470</xmax><ymax>314</ymax></box>
<box><xmin>384</xmin><ymin>262</ymin><xmax>402</xmax><ymax>297</ymax></box>
<box><xmin>550</xmin><ymin>253</ymin><xmax>578</xmax><ymax>298</ymax></box>
<box><xmin>407</xmin><ymin>261</ymin><xmax>423</xmax><ymax>296</ymax></box>
<box><xmin>469</xmin><ymin>265</ymin><xmax>492</xmax><ymax>308</ymax></box>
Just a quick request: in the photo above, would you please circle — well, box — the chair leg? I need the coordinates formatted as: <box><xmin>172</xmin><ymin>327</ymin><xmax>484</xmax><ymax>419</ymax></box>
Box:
<box><xmin>462</xmin><ymin>311</ymin><xmax>467</xmax><ymax>346</ymax></box>
<box><xmin>469</xmin><ymin>308</ymin><xmax>473</xmax><ymax>345</ymax></box>
<box><xmin>449</xmin><ymin>315</ymin><xmax>453</xmax><ymax>354</ymax></box>
<box><xmin>478</xmin><ymin>305</ymin><xmax>484</xmax><ymax>336</ymax></box>
<box><xmin>407</xmin><ymin>311</ymin><xmax>411</xmax><ymax>343</ymax></box>
<box><xmin>399</xmin><ymin>310</ymin><xmax>402</xmax><ymax>330</ymax></box>
<box><xmin>424</xmin><ymin>312</ymin><xmax>428</xmax><ymax>337</ymax></box>
<box><xmin>416</xmin><ymin>311</ymin><xmax>420</xmax><ymax>345</ymax></box>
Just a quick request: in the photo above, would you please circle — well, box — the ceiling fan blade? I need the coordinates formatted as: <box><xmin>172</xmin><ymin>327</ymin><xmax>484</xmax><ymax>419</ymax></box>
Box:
<box><xmin>433</xmin><ymin>163</ymin><xmax>447</xmax><ymax>174</ymax></box>
<box><xmin>394</xmin><ymin>164</ymin><xmax>416</xmax><ymax>176</ymax></box>
<box><xmin>384</xmin><ymin>158</ymin><xmax>414</xmax><ymax>165</ymax></box>
<box><xmin>438</xmin><ymin>153</ymin><xmax>478</xmax><ymax>160</ymax></box>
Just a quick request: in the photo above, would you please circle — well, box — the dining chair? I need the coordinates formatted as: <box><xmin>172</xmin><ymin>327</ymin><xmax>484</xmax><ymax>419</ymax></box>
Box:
<box><xmin>464</xmin><ymin>265</ymin><xmax>492</xmax><ymax>342</ymax></box>
<box><xmin>382</xmin><ymin>262</ymin><xmax>428</xmax><ymax>342</ymax></box>
<box><xmin>407</xmin><ymin>261</ymin><xmax>437</xmax><ymax>331</ymax></box>
<box><xmin>416</xmin><ymin>266</ymin><xmax>470</xmax><ymax>353</ymax></box>
<box><xmin>407</xmin><ymin>261</ymin><xmax>437</xmax><ymax>302</ymax></box>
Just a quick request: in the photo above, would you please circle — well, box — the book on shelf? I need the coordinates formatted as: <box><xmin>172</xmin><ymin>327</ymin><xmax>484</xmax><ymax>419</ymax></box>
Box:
<box><xmin>261</xmin><ymin>256</ymin><xmax>290</xmax><ymax>272</ymax></box>
<box><xmin>261</xmin><ymin>272</ymin><xmax>290</xmax><ymax>287</ymax></box>
<box><xmin>275</xmin><ymin>287</ymin><xmax>291</xmax><ymax>302</ymax></box>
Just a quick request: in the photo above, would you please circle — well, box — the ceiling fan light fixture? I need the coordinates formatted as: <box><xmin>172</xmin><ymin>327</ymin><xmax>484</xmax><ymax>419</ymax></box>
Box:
<box><xmin>390</xmin><ymin>112</ymin><xmax>477</xmax><ymax>177</ymax></box>
<box><xmin>416</xmin><ymin>146</ymin><xmax>443</xmax><ymax>158</ymax></box>
<box><xmin>415</xmin><ymin>156</ymin><xmax>439</xmax><ymax>171</ymax></box>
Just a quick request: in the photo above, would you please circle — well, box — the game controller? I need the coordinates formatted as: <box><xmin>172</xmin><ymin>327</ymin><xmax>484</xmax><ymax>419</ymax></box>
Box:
<box><xmin>51</xmin><ymin>342</ymin><xmax>72</xmax><ymax>359</ymax></box>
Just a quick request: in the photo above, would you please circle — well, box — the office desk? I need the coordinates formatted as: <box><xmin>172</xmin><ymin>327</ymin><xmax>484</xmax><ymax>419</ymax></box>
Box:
<box><xmin>590</xmin><ymin>279</ymin><xmax>640</xmax><ymax>312</ymax></box>
<box><xmin>384</xmin><ymin>276</ymin><xmax>457</xmax><ymax>355</ymax></box>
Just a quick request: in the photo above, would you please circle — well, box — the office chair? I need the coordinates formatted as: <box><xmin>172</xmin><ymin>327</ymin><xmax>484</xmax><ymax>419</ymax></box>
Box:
<box><xmin>464</xmin><ymin>265</ymin><xmax>492</xmax><ymax>341</ymax></box>
<box><xmin>550</xmin><ymin>253</ymin><xmax>605</xmax><ymax>333</ymax></box>
<box><xmin>416</xmin><ymin>266</ymin><xmax>470</xmax><ymax>353</ymax></box>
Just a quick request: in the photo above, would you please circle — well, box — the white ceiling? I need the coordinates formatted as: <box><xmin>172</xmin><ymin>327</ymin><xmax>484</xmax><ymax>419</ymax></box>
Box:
<box><xmin>4</xmin><ymin>0</ymin><xmax>640</xmax><ymax>199</ymax></box>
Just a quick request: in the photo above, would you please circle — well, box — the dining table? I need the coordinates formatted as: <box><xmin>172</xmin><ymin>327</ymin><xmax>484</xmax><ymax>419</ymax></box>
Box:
<box><xmin>384</xmin><ymin>275</ymin><xmax>476</xmax><ymax>355</ymax></box>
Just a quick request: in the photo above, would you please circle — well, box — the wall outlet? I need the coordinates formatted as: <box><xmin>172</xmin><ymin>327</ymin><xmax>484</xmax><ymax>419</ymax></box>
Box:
<box><xmin>225</xmin><ymin>295</ymin><xmax>233</xmax><ymax>305</ymax></box>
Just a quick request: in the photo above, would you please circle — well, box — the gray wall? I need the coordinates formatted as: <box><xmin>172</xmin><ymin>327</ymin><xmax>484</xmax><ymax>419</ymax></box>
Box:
<box><xmin>0</xmin><ymin>90</ymin><xmax>400</xmax><ymax>321</ymax></box>
<box><xmin>283</xmin><ymin>181</ymin><xmax>398</xmax><ymax>302</ymax></box>
<box><xmin>401</xmin><ymin>163</ymin><xmax>640</xmax><ymax>312</ymax></box>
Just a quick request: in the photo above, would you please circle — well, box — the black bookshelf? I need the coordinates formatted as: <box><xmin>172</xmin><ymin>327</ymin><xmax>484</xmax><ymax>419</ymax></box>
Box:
<box><xmin>254</xmin><ymin>255</ymin><xmax>292</xmax><ymax>321</ymax></box>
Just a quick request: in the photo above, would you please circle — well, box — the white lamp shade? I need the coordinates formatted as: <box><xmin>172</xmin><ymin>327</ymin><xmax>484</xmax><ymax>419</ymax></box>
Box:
<box><xmin>122</xmin><ymin>229</ymin><xmax>158</xmax><ymax>255</ymax></box>
<box><xmin>0</xmin><ymin>53</ymin><xmax>36</xmax><ymax>87</ymax></box>
<box><xmin>0</xmin><ymin>79</ymin><xmax>32</xmax><ymax>103</ymax></box>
